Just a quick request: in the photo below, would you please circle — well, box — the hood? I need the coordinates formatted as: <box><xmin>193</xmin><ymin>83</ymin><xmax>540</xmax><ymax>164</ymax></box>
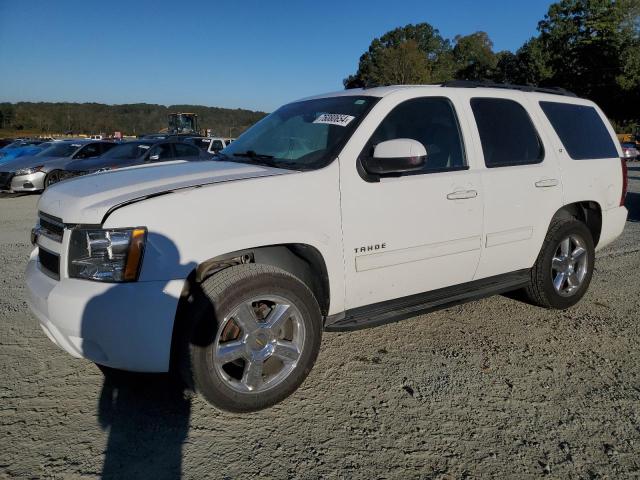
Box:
<box><xmin>37</xmin><ymin>160</ymin><xmax>292</xmax><ymax>224</ymax></box>
<box><xmin>0</xmin><ymin>148</ymin><xmax>42</xmax><ymax>164</ymax></box>
<box><xmin>0</xmin><ymin>154</ymin><xmax>66</xmax><ymax>171</ymax></box>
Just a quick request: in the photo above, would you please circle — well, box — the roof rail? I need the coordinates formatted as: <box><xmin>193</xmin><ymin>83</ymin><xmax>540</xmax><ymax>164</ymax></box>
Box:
<box><xmin>441</xmin><ymin>80</ymin><xmax>577</xmax><ymax>97</ymax></box>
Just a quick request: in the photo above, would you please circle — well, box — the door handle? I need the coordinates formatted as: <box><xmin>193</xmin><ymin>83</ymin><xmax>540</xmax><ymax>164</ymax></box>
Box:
<box><xmin>535</xmin><ymin>178</ymin><xmax>559</xmax><ymax>188</ymax></box>
<box><xmin>447</xmin><ymin>190</ymin><xmax>478</xmax><ymax>200</ymax></box>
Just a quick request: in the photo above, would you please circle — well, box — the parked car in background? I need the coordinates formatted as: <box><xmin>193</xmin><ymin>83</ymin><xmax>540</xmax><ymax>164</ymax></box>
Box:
<box><xmin>182</xmin><ymin>136</ymin><xmax>235</xmax><ymax>155</ymax></box>
<box><xmin>0</xmin><ymin>140</ymin><xmax>115</xmax><ymax>192</ymax></box>
<box><xmin>59</xmin><ymin>139</ymin><xmax>204</xmax><ymax>181</ymax></box>
<box><xmin>0</xmin><ymin>138</ymin><xmax>16</xmax><ymax>149</ymax></box>
<box><xmin>0</xmin><ymin>140</ymin><xmax>51</xmax><ymax>163</ymax></box>
<box><xmin>621</xmin><ymin>142</ymin><xmax>639</xmax><ymax>160</ymax></box>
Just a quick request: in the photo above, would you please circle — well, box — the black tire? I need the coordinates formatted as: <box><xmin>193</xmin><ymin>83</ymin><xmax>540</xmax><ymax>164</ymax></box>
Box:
<box><xmin>44</xmin><ymin>170</ymin><xmax>61</xmax><ymax>189</ymax></box>
<box><xmin>524</xmin><ymin>219</ymin><xmax>595</xmax><ymax>309</ymax></box>
<box><xmin>183</xmin><ymin>264</ymin><xmax>322</xmax><ymax>412</ymax></box>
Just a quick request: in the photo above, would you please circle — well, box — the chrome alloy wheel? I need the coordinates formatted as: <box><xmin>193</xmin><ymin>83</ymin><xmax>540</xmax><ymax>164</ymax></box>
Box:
<box><xmin>551</xmin><ymin>234</ymin><xmax>588</xmax><ymax>297</ymax></box>
<box><xmin>212</xmin><ymin>295</ymin><xmax>305</xmax><ymax>394</ymax></box>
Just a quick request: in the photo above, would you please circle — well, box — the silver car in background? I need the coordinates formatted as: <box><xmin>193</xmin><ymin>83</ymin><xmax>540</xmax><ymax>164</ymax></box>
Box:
<box><xmin>0</xmin><ymin>140</ymin><xmax>116</xmax><ymax>192</ymax></box>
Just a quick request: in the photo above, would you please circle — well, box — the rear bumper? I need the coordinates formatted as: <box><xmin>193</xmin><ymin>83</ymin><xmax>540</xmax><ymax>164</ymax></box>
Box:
<box><xmin>597</xmin><ymin>205</ymin><xmax>628</xmax><ymax>251</ymax></box>
<box><xmin>25</xmin><ymin>249</ymin><xmax>185</xmax><ymax>372</ymax></box>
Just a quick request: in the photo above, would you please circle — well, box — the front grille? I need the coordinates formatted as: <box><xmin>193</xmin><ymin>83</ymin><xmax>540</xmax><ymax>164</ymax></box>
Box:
<box><xmin>38</xmin><ymin>212</ymin><xmax>64</xmax><ymax>242</ymax></box>
<box><xmin>0</xmin><ymin>172</ymin><xmax>13</xmax><ymax>190</ymax></box>
<box><xmin>38</xmin><ymin>247</ymin><xmax>60</xmax><ymax>279</ymax></box>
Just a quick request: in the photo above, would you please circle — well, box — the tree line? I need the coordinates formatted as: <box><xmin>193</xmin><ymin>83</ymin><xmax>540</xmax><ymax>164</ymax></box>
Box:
<box><xmin>344</xmin><ymin>0</ymin><xmax>640</xmax><ymax>129</ymax></box>
<box><xmin>0</xmin><ymin>102</ymin><xmax>267</xmax><ymax>137</ymax></box>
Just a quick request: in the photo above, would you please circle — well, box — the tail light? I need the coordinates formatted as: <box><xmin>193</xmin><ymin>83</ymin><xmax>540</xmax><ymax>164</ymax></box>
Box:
<box><xmin>620</xmin><ymin>158</ymin><xmax>628</xmax><ymax>206</ymax></box>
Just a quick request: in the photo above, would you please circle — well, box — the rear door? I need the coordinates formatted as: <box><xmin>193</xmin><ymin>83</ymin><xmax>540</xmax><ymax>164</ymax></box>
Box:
<box><xmin>464</xmin><ymin>93</ymin><xmax>563</xmax><ymax>279</ymax></box>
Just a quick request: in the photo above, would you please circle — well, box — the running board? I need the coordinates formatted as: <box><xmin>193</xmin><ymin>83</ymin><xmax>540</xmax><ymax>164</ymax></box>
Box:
<box><xmin>324</xmin><ymin>269</ymin><xmax>530</xmax><ymax>332</ymax></box>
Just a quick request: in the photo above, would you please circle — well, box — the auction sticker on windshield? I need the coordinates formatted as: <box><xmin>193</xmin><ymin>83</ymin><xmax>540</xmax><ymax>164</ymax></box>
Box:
<box><xmin>313</xmin><ymin>113</ymin><xmax>355</xmax><ymax>127</ymax></box>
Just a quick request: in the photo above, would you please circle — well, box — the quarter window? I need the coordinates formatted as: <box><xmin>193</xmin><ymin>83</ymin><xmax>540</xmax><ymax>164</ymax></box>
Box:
<box><xmin>364</xmin><ymin>97</ymin><xmax>467</xmax><ymax>173</ymax></box>
<box><xmin>471</xmin><ymin>98</ymin><xmax>544</xmax><ymax>167</ymax></box>
<box><xmin>539</xmin><ymin>102</ymin><xmax>618</xmax><ymax>160</ymax></box>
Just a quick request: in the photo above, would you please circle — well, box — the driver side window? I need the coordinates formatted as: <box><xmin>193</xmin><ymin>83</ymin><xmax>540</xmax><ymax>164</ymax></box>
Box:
<box><xmin>148</xmin><ymin>143</ymin><xmax>174</xmax><ymax>161</ymax></box>
<box><xmin>75</xmin><ymin>143</ymin><xmax>102</xmax><ymax>159</ymax></box>
<box><xmin>364</xmin><ymin>97</ymin><xmax>467</xmax><ymax>173</ymax></box>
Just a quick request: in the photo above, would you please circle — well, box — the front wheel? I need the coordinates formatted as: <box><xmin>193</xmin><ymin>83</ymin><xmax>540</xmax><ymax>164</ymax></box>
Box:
<box><xmin>524</xmin><ymin>219</ymin><xmax>595</xmax><ymax>309</ymax></box>
<box><xmin>44</xmin><ymin>170</ymin><xmax>62</xmax><ymax>189</ymax></box>
<box><xmin>184</xmin><ymin>264</ymin><xmax>322</xmax><ymax>412</ymax></box>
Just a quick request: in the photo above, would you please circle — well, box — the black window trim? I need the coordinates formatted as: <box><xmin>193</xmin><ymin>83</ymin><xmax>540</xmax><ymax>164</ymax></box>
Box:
<box><xmin>357</xmin><ymin>96</ymin><xmax>469</xmax><ymax>183</ymax></box>
<box><xmin>470</xmin><ymin>96</ymin><xmax>546</xmax><ymax>169</ymax></box>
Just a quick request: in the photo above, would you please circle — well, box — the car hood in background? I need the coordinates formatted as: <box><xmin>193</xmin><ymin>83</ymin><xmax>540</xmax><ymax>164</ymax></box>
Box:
<box><xmin>0</xmin><ymin>148</ymin><xmax>44</xmax><ymax>164</ymax></box>
<box><xmin>37</xmin><ymin>160</ymin><xmax>293</xmax><ymax>224</ymax></box>
<box><xmin>0</xmin><ymin>154</ymin><xmax>70</xmax><ymax>172</ymax></box>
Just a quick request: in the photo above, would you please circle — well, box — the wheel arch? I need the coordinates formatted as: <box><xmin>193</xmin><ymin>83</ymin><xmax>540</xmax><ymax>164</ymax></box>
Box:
<box><xmin>170</xmin><ymin>243</ymin><xmax>331</xmax><ymax>372</ymax></box>
<box><xmin>550</xmin><ymin>201</ymin><xmax>602</xmax><ymax>247</ymax></box>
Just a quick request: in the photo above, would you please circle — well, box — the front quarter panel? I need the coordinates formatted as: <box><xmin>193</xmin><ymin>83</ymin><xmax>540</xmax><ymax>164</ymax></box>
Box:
<box><xmin>102</xmin><ymin>162</ymin><xmax>345</xmax><ymax>314</ymax></box>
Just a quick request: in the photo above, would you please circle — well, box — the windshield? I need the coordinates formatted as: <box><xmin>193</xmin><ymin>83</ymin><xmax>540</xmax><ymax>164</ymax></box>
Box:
<box><xmin>37</xmin><ymin>142</ymin><xmax>82</xmax><ymax>157</ymax></box>
<box><xmin>220</xmin><ymin>96</ymin><xmax>378</xmax><ymax>170</ymax></box>
<box><xmin>102</xmin><ymin>142</ymin><xmax>154</xmax><ymax>159</ymax></box>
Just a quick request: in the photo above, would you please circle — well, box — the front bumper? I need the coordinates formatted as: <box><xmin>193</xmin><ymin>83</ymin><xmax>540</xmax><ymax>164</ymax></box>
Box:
<box><xmin>25</xmin><ymin>248</ymin><xmax>185</xmax><ymax>372</ymax></box>
<box><xmin>9</xmin><ymin>171</ymin><xmax>46</xmax><ymax>192</ymax></box>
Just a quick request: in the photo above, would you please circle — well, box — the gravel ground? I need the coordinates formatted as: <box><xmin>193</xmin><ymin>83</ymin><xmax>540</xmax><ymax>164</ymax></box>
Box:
<box><xmin>1</xmin><ymin>166</ymin><xmax>639</xmax><ymax>479</ymax></box>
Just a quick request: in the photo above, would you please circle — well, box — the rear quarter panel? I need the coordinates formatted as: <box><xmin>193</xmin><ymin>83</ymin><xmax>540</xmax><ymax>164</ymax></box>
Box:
<box><xmin>529</xmin><ymin>97</ymin><xmax>623</xmax><ymax>213</ymax></box>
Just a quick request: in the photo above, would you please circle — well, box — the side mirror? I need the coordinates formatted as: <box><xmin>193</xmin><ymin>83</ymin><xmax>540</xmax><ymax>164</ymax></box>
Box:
<box><xmin>148</xmin><ymin>154</ymin><xmax>160</xmax><ymax>161</ymax></box>
<box><xmin>361</xmin><ymin>139</ymin><xmax>427</xmax><ymax>175</ymax></box>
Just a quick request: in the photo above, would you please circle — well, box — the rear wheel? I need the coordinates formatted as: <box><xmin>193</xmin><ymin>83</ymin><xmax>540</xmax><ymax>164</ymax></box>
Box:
<box><xmin>183</xmin><ymin>264</ymin><xmax>322</xmax><ymax>412</ymax></box>
<box><xmin>524</xmin><ymin>219</ymin><xmax>595</xmax><ymax>309</ymax></box>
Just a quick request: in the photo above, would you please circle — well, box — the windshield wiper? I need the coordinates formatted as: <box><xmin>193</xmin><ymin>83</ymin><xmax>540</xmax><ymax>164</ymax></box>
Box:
<box><xmin>232</xmin><ymin>150</ymin><xmax>274</xmax><ymax>159</ymax></box>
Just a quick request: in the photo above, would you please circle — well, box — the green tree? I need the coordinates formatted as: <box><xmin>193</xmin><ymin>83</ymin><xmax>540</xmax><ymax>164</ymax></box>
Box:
<box><xmin>452</xmin><ymin>32</ymin><xmax>497</xmax><ymax>80</ymax></box>
<box><xmin>343</xmin><ymin>23</ymin><xmax>455</xmax><ymax>87</ymax></box>
<box><xmin>535</xmin><ymin>0</ymin><xmax>640</xmax><ymax>118</ymax></box>
<box><xmin>370</xmin><ymin>40</ymin><xmax>432</xmax><ymax>85</ymax></box>
<box><xmin>492</xmin><ymin>38</ymin><xmax>552</xmax><ymax>85</ymax></box>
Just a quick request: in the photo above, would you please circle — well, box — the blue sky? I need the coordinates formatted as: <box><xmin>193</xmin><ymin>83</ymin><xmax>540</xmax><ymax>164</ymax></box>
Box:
<box><xmin>0</xmin><ymin>0</ymin><xmax>553</xmax><ymax>112</ymax></box>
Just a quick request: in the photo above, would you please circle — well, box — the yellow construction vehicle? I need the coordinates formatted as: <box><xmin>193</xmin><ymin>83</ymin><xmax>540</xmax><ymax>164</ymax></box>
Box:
<box><xmin>617</xmin><ymin>124</ymin><xmax>639</xmax><ymax>147</ymax></box>
<box><xmin>168</xmin><ymin>112</ymin><xmax>200</xmax><ymax>136</ymax></box>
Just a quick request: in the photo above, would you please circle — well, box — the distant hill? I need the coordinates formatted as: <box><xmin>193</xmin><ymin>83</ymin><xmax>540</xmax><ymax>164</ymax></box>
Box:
<box><xmin>0</xmin><ymin>102</ymin><xmax>267</xmax><ymax>137</ymax></box>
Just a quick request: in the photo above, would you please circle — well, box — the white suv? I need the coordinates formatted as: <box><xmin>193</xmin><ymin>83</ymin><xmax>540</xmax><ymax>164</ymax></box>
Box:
<box><xmin>26</xmin><ymin>82</ymin><xmax>628</xmax><ymax>412</ymax></box>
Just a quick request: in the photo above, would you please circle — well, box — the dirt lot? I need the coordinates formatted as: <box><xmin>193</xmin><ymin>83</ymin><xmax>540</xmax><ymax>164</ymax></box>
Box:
<box><xmin>1</xmin><ymin>166</ymin><xmax>639</xmax><ymax>479</ymax></box>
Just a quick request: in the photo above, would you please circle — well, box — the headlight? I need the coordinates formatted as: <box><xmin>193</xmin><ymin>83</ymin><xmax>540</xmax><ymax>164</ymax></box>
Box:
<box><xmin>68</xmin><ymin>227</ymin><xmax>147</xmax><ymax>282</ymax></box>
<box><xmin>15</xmin><ymin>166</ymin><xmax>44</xmax><ymax>176</ymax></box>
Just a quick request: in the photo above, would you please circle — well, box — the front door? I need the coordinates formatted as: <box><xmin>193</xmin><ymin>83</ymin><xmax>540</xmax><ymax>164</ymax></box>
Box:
<box><xmin>339</xmin><ymin>95</ymin><xmax>484</xmax><ymax>310</ymax></box>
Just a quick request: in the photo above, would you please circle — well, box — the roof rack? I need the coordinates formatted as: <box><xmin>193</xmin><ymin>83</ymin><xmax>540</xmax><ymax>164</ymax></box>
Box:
<box><xmin>441</xmin><ymin>80</ymin><xmax>577</xmax><ymax>97</ymax></box>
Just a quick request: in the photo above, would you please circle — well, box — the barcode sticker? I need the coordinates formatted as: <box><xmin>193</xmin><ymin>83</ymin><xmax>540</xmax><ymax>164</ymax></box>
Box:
<box><xmin>313</xmin><ymin>113</ymin><xmax>355</xmax><ymax>127</ymax></box>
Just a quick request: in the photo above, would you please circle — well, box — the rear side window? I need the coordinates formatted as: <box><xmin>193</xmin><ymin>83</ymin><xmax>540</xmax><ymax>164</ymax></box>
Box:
<box><xmin>539</xmin><ymin>102</ymin><xmax>618</xmax><ymax>160</ymax></box>
<box><xmin>174</xmin><ymin>143</ymin><xmax>200</xmax><ymax>157</ymax></box>
<box><xmin>471</xmin><ymin>98</ymin><xmax>544</xmax><ymax>167</ymax></box>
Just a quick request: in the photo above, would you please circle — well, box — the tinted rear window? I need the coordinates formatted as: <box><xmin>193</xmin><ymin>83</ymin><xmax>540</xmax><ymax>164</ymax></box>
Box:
<box><xmin>471</xmin><ymin>98</ymin><xmax>544</xmax><ymax>167</ymax></box>
<box><xmin>539</xmin><ymin>102</ymin><xmax>618</xmax><ymax>160</ymax></box>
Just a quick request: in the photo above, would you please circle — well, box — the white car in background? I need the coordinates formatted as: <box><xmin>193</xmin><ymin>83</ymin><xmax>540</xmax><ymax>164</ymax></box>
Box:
<box><xmin>26</xmin><ymin>82</ymin><xmax>628</xmax><ymax>412</ymax></box>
